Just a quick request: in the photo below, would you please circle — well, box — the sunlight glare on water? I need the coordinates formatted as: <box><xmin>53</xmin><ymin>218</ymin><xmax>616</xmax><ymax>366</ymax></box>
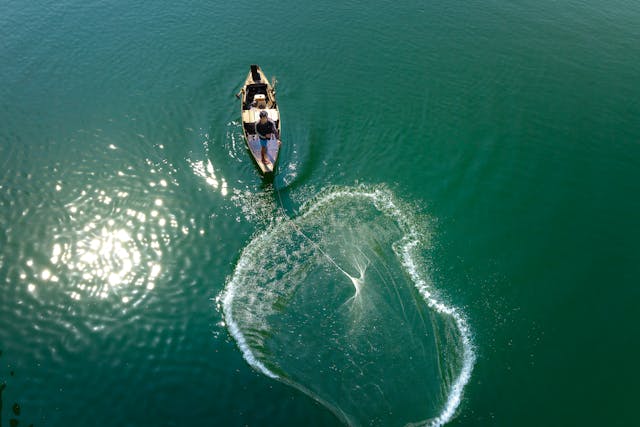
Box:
<box><xmin>42</xmin><ymin>192</ymin><xmax>163</xmax><ymax>304</ymax></box>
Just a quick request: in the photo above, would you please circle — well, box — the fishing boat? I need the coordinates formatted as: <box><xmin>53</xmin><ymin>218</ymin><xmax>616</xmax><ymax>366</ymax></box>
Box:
<box><xmin>237</xmin><ymin>64</ymin><xmax>281</xmax><ymax>175</ymax></box>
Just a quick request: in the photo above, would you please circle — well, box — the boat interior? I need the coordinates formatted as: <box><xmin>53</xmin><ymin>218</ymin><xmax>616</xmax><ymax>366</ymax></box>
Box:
<box><xmin>243</xmin><ymin>84</ymin><xmax>275</xmax><ymax>110</ymax></box>
<box><xmin>242</xmin><ymin>81</ymin><xmax>279</xmax><ymax>135</ymax></box>
<box><xmin>242</xmin><ymin>109</ymin><xmax>280</xmax><ymax>135</ymax></box>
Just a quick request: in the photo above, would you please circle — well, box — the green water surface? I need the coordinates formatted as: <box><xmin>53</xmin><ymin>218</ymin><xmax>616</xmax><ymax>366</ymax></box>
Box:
<box><xmin>1</xmin><ymin>1</ymin><xmax>639</xmax><ymax>426</ymax></box>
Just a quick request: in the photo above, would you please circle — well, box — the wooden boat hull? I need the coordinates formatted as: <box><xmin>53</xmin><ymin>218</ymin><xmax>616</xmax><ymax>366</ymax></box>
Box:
<box><xmin>239</xmin><ymin>65</ymin><xmax>281</xmax><ymax>175</ymax></box>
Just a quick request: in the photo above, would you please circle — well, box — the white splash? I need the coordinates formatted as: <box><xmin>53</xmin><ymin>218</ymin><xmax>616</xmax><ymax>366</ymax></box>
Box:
<box><xmin>221</xmin><ymin>185</ymin><xmax>476</xmax><ymax>427</ymax></box>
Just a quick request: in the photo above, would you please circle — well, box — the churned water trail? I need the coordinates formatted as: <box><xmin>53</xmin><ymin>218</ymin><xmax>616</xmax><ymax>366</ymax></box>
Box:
<box><xmin>221</xmin><ymin>185</ymin><xmax>475</xmax><ymax>426</ymax></box>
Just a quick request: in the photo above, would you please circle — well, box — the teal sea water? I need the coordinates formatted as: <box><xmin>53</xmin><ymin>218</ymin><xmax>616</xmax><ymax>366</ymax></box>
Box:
<box><xmin>1</xmin><ymin>1</ymin><xmax>639</xmax><ymax>426</ymax></box>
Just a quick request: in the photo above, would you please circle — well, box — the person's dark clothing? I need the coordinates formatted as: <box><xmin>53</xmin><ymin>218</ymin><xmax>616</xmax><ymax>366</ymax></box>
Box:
<box><xmin>256</xmin><ymin>119</ymin><xmax>277</xmax><ymax>139</ymax></box>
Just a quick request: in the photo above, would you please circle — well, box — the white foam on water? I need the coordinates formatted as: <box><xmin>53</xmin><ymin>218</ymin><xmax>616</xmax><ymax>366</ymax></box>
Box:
<box><xmin>221</xmin><ymin>252</ymin><xmax>279</xmax><ymax>379</ymax></box>
<box><xmin>221</xmin><ymin>184</ymin><xmax>476</xmax><ymax>426</ymax></box>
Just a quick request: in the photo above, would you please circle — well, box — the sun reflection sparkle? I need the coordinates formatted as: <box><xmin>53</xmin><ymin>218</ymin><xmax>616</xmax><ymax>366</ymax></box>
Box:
<box><xmin>188</xmin><ymin>158</ymin><xmax>229</xmax><ymax>196</ymax></box>
<box><xmin>31</xmin><ymin>192</ymin><xmax>168</xmax><ymax>303</ymax></box>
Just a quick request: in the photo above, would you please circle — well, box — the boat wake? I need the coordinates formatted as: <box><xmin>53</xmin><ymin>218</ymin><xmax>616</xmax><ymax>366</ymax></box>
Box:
<box><xmin>220</xmin><ymin>185</ymin><xmax>475</xmax><ymax>426</ymax></box>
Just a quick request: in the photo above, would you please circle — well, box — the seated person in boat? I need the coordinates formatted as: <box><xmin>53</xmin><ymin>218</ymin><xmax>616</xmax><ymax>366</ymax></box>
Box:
<box><xmin>251</xmin><ymin>93</ymin><xmax>267</xmax><ymax>109</ymax></box>
<box><xmin>255</xmin><ymin>110</ymin><xmax>279</xmax><ymax>165</ymax></box>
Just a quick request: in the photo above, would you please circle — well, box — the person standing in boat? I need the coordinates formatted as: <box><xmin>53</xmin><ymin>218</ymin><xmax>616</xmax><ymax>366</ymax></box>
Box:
<box><xmin>255</xmin><ymin>110</ymin><xmax>279</xmax><ymax>165</ymax></box>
